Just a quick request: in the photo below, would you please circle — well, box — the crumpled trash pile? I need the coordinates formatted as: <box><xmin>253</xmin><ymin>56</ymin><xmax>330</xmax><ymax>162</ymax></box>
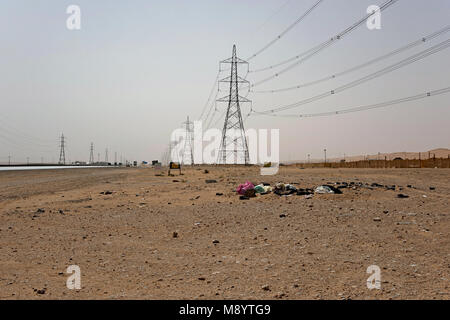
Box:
<box><xmin>237</xmin><ymin>181</ymin><xmax>272</xmax><ymax>199</ymax></box>
<box><xmin>236</xmin><ymin>181</ymin><xmax>343</xmax><ymax>199</ymax></box>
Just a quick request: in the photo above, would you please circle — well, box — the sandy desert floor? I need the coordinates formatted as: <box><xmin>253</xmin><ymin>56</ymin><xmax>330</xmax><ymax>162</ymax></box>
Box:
<box><xmin>0</xmin><ymin>166</ymin><xmax>448</xmax><ymax>300</ymax></box>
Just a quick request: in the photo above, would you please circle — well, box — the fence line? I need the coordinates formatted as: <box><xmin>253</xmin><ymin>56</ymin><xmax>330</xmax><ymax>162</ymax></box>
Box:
<box><xmin>294</xmin><ymin>158</ymin><xmax>450</xmax><ymax>169</ymax></box>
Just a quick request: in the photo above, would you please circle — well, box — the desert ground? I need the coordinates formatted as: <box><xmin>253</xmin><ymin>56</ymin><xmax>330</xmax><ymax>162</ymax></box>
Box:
<box><xmin>0</xmin><ymin>166</ymin><xmax>448</xmax><ymax>300</ymax></box>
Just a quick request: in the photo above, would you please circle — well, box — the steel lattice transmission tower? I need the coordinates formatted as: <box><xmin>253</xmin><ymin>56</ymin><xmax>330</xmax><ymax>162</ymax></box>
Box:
<box><xmin>217</xmin><ymin>45</ymin><xmax>251</xmax><ymax>165</ymax></box>
<box><xmin>89</xmin><ymin>142</ymin><xmax>94</xmax><ymax>164</ymax></box>
<box><xmin>181</xmin><ymin>116</ymin><xmax>194</xmax><ymax>165</ymax></box>
<box><xmin>58</xmin><ymin>133</ymin><xmax>66</xmax><ymax>165</ymax></box>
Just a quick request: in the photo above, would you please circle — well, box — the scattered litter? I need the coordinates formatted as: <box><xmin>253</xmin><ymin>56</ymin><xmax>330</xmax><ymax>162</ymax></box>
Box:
<box><xmin>397</xmin><ymin>194</ymin><xmax>409</xmax><ymax>199</ymax></box>
<box><xmin>274</xmin><ymin>183</ymin><xmax>297</xmax><ymax>196</ymax></box>
<box><xmin>254</xmin><ymin>185</ymin><xmax>265</xmax><ymax>193</ymax></box>
<box><xmin>205</xmin><ymin>179</ymin><xmax>217</xmax><ymax>184</ymax></box>
<box><xmin>297</xmin><ymin>188</ymin><xmax>314</xmax><ymax>196</ymax></box>
<box><xmin>314</xmin><ymin>185</ymin><xmax>342</xmax><ymax>194</ymax></box>
<box><xmin>237</xmin><ymin>181</ymin><xmax>255</xmax><ymax>195</ymax></box>
<box><xmin>429</xmin><ymin>186</ymin><xmax>436</xmax><ymax>191</ymax></box>
<box><xmin>254</xmin><ymin>184</ymin><xmax>272</xmax><ymax>194</ymax></box>
<box><xmin>244</xmin><ymin>188</ymin><xmax>256</xmax><ymax>198</ymax></box>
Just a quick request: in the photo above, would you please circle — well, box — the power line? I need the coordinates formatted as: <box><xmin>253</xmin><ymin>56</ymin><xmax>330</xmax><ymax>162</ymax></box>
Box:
<box><xmin>249</xmin><ymin>0</ymin><xmax>293</xmax><ymax>35</ymax></box>
<box><xmin>248</xmin><ymin>0</ymin><xmax>399</xmax><ymax>80</ymax></box>
<box><xmin>251</xmin><ymin>86</ymin><xmax>450</xmax><ymax>118</ymax></box>
<box><xmin>247</xmin><ymin>0</ymin><xmax>324</xmax><ymax>61</ymax></box>
<box><xmin>252</xmin><ymin>38</ymin><xmax>450</xmax><ymax>114</ymax></box>
<box><xmin>252</xmin><ymin>25</ymin><xmax>450</xmax><ymax>93</ymax></box>
<box><xmin>198</xmin><ymin>70</ymin><xmax>221</xmax><ymax>120</ymax></box>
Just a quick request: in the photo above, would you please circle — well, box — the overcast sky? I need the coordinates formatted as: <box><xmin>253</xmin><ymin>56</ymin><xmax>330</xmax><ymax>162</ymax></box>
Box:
<box><xmin>0</xmin><ymin>0</ymin><xmax>449</xmax><ymax>163</ymax></box>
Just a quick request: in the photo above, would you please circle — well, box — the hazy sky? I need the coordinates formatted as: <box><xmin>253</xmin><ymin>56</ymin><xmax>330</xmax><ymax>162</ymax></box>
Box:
<box><xmin>1</xmin><ymin>0</ymin><xmax>449</xmax><ymax>163</ymax></box>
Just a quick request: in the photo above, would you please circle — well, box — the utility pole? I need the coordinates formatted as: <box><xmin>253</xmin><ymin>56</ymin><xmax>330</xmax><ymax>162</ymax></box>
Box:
<box><xmin>58</xmin><ymin>133</ymin><xmax>66</xmax><ymax>165</ymax></box>
<box><xmin>217</xmin><ymin>45</ymin><xmax>251</xmax><ymax>165</ymax></box>
<box><xmin>97</xmin><ymin>153</ymin><xmax>100</xmax><ymax>163</ymax></box>
<box><xmin>181</xmin><ymin>116</ymin><xmax>194</xmax><ymax>165</ymax></box>
<box><xmin>89</xmin><ymin>143</ymin><xmax>94</xmax><ymax>164</ymax></box>
<box><xmin>324</xmin><ymin>149</ymin><xmax>327</xmax><ymax>164</ymax></box>
<box><xmin>114</xmin><ymin>152</ymin><xmax>117</xmax><ymax>164</ymax></box>
<box><xmin>105</xmin><ymin>148</ymin><xmax>108</xmax><ymax>163</ymax></box>
<box><xmin>8</xmin><ymin>155</ymin><xmax>11</xmax><ymax>165</ymax></box>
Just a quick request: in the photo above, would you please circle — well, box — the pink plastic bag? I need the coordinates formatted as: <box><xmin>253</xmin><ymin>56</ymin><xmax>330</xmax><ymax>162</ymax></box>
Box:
<box><xmin>237</xmin><ymin>181</ymin><xmax>255</xmax><ymax>195</ymax></box>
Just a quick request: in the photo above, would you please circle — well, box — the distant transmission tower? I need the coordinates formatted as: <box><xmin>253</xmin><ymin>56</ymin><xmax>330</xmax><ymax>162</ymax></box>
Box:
<box><xmin>105</xmin><ymin>148</ymin><xmax>108</xmax><ymax>163</ymax></box>
<box><xmin>181</xmin><ymin>116</ymin><xmax>194</xmax><ymax>165</ymax></box>
<box><xmin>217</xmin><ymin>45</ymin><xmax>250</xmax><ymax>165</ymax></box>
<box><xmin>89</xmin><ymin>142</ymin><xmax>94</xmax><ymax>164</ymax></box>
<box><xmin>58</xmin><ymin>133</ymin><xmax>66</xmax><ymax>165</ymax></box>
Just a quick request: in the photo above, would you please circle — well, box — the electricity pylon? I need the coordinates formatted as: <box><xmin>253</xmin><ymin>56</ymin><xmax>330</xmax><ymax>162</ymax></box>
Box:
<box><xmin>181</xmin><ymin>116</ymin><xmax>194</xmax><ymax>165</ymax></box>
<box><xmin>89</xmin><ymin>142</ymin><xmax>94</xmax><ymax>164</ymax></box>
<box><xmin>58</xmin><ymin>133</ymin><xmax>66</xmax><ymax>165</ymax></box>
<box><xmin>217</xmin><ymin>45</ymin><xmax>250</xmax><ymax>165</ymax></box>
